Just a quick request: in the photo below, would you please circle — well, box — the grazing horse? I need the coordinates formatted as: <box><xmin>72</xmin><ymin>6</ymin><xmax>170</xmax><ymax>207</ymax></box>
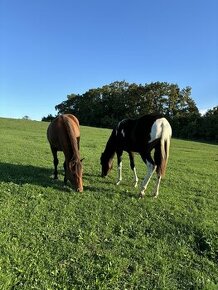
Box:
<box><xmin>100</xmin><ymin>114</ymin><xmax>172</xmax><ymax>198</ymax></box>
<box><xmin>47</xmin><ymin>114</ymin><xmax>83</xmax><ymax>192</ymax></box>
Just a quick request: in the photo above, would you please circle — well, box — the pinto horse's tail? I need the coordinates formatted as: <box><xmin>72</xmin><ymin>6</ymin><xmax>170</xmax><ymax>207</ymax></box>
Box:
<box><xmin>158</xmin><ymin>118</ymin><xmax>172</xmax><ymax>177</ymax></box>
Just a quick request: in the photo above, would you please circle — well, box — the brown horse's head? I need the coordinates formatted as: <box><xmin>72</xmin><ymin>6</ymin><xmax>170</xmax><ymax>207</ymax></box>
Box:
<box><xmin>100</xmin><ymin>152</ymin><xmax>113</xmax><ymax>177</ymax></box>
<box><xmin>67</xmin><ymin>159</ymin><xmax>83</xmax><ymax>192</ymax></box>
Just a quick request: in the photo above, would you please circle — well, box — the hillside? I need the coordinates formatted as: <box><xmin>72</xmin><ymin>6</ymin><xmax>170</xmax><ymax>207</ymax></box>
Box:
<box><xmin>0</xmin><ymin>117</ymin><xmax>217</xmax><ymax>289</ymax></box>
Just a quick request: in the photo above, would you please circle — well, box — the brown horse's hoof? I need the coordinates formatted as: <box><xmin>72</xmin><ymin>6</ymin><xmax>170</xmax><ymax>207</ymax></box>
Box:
<box><xmin>138</xmin><ymin>193</ymin><xmax>145</xmax><ymax>199</ymax></box>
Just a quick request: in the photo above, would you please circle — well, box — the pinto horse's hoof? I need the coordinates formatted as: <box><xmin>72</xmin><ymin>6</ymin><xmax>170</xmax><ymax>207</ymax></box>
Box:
<box><xmin>138</xmin><ymin>193</ymin><xmax>145</xmax><ymax>199</ymax></box>
<box><xmin>134</xmin><ymin>182</ymin><xmax>138</xmax><ymax>188</ymax></box>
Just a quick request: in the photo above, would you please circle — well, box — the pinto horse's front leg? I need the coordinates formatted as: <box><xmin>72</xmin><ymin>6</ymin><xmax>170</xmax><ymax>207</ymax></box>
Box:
<box><xmin>116</xmin><ymin>151</ymin><xmax>123</xmax><ymax>185</ymax></box>
<box><xmin>133</xmin><ymin>167</ymin><xmax>139</xmax><ymax>188</ymax></box>
<box><xmin>128</xmin><ymin>151</ymin><xmax>138</xmax><ymax>187</ymax></box>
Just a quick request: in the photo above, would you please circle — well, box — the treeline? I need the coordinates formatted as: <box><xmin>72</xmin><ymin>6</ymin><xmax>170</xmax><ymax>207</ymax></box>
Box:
<box><xmin>42</xmin><ymin>81</ymin><xmax>218</xmax><ymax>142</ymax></box>
<box><xmin>171</xmin><ymin>109</ymin><xmax>218</xmax><ymax>141</ymax></box>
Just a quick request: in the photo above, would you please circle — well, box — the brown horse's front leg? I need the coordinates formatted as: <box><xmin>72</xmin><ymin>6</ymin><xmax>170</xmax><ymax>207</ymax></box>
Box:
<box><xmin>63</xmin><ymin>161</ymin><xmax>67</xmax><ymax>185</ymax></box>
<box><xmin>52</xmin><ymin>148</ymin><xmax>58</xmax><ymax>179</ymax></box>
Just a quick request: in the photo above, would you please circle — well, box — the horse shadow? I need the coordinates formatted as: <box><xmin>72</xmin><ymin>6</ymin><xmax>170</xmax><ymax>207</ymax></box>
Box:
<box><xmin>82</xmin><ymin>171</ymin><xmax>140</xmax><ymax>198</ymax></box>
<box><xmin>0</xmin><ymin>162</ymin><xmax>110</xmax><ymax>194</ymax></box>
<box><xmin>0</xmin><ymin>162</ymin><xmax>141</xmax><ymax>198</ymax></box>
<box><xmin>0</xmin><ymin>162</ymin><xmax>69</xmax><ymax>191</ymax></box>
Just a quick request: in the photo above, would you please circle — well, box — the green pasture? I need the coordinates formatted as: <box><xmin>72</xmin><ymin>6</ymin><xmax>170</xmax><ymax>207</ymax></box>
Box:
<box><xmin>0</xmin><ymin>117</ymin><xmax>217</xmax><ymax>289</ymax></box>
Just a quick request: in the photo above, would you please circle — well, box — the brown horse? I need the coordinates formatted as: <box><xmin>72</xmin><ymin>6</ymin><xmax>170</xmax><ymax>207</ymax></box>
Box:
<box><xmin>47</xmin><ymin>114</ymin><xmax>83</xmax><ymax>192</ymax></box>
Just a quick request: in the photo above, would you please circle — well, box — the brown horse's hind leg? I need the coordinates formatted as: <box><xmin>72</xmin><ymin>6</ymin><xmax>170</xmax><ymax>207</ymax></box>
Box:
<box><xmin>63</xmin><ymin>161</ymin><xmax>67</xmax><ymax>185</ymax></box>
<box><xmin>52</xmin><ymin>148</ymin><xmax>59</xmax><ymax>179</ymax></box>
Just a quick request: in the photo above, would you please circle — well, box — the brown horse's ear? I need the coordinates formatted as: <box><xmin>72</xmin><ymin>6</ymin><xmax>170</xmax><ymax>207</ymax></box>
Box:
<box><xmin>80</xmin><ymin>158</ymin><xmax>85</xmax><ymax>162</ymax></box>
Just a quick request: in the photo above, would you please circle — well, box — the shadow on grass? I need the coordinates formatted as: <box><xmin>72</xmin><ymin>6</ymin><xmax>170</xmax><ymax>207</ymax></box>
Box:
<box><xmin>0</xmin><ymin>162</ymin><xmax>113</xmax><ymax>194</ymax></box>
<box><xmin>0</xmin><ymin>162</ymin><xmax>71</xmax><ymax>191</ymax></box>
<box><xmin>0</xmin><ymin>162</ymin><xmax>143</xmax><ymax>197</ymax></box>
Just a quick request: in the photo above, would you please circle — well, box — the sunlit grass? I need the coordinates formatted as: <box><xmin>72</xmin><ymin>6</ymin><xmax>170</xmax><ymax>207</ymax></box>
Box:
<box><xmin>0</xmin><ymin>117</ymin><xmax>217</xmax><ymax>289</ymax></box>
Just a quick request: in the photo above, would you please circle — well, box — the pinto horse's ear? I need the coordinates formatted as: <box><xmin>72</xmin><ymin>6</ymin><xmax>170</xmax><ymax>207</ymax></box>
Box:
<box><xmin>80</xmin><ymin>158</ymin><xmax>85</xmax><ymax>162</ymax></box>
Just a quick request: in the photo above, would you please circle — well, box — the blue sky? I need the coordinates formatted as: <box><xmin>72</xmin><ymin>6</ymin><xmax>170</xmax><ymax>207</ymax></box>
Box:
<box><xmin>0</xmin><ymin>0</ymin><xmax>217</xmax><ymax>120</ymax></box>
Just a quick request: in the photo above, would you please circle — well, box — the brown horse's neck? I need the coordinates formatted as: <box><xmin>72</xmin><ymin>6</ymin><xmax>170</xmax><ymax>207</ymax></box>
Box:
<box><xmin>62</xmin><ymin>115</ymin><xmax>80</xmax><ymax>161</ymax></box>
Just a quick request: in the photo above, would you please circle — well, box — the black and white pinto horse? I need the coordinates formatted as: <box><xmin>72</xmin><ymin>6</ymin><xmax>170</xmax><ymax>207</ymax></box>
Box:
<box><xmin>100</xmin><ymin>114</ymin><xmax>172</xmax><ymax>198</ymax></box>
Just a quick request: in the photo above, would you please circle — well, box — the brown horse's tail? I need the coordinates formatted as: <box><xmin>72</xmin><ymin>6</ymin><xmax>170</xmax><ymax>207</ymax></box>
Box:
<box><xmin>159</xmin><ymin>119</ymin><xmax>172</xmax><ymax>177</ymax></box>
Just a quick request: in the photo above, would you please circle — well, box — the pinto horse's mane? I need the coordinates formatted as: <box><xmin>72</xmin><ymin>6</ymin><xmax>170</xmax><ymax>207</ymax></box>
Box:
<box><xmin>102</xmin><ymin>129</ymin><xmax>117</xmax><ymax>161</ymax></box>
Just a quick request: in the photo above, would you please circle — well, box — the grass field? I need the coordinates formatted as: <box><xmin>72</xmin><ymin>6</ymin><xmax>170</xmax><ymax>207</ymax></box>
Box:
<box><xmin>0</xmin><ymin>117</ymin><xmax>217</xmax><ymax>290</ymax></box>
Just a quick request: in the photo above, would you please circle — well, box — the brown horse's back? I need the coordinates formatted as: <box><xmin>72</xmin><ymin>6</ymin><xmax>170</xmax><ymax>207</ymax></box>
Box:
<box><xmin>64</xmin><ymin>114</ymin><xmax>80</xmax><ymax>138</ymax></box>
<box><xmin>47</xmin><ymin>114</ymin><xmax>80</xmax><ymax>152</ymax></box>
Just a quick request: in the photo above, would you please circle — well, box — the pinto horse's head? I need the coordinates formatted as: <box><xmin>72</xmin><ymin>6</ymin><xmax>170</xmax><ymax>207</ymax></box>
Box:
<box><xmin>67</xmin><ymin>158</ymin><xmax>83</xmax><ymax>192</ymax></box>
<box><xmin>100</xmin><ymin>152</ymin><xmax>113</xmax><ymax>177</ymax></box>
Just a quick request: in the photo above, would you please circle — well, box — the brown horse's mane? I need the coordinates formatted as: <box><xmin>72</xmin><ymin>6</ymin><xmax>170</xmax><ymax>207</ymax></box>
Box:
<box><xmin>61</xmin><ymin>115</ymin><xmax>80</xmax><ymax>162</ymax></box>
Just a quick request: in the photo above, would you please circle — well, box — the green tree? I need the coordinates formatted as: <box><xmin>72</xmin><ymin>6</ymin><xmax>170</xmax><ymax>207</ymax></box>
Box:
<box><xmin>41</xmin><ymin>114</ymin><xmax>56</xmax><ymax>122</ymax></box>
<box><xmin>205</xmin><ymin>106</ymin><xmax>218</xmax><ymax>116</ymax></box>
<box><xmin>54</xmin><ymin>81</ymin><xmax>200</xmax><ymax>128</ymax></box>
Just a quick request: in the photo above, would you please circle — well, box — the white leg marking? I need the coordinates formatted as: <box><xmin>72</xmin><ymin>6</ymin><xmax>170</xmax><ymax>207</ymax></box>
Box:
<box><xmin>116</xmin><ymin>161</ymin><xmax>122</xmax><ymax>185</ymax></box>
<box><xmin>153</xmin><ymin>175</ymin><xmax>161</xmax><ymax>198</ymax></box>
<box><xmin>133</xmin><ymin>167</ymin><xmax>138</xmax><ymax>187</ymax></box>
<box><xmin>139</xmin><ymin>162</ymin><xmax>156</xmax><ymax>197</ymax></box>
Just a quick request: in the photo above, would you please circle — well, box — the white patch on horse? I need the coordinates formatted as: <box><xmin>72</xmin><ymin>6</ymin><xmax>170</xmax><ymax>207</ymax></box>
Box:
<box><xmin>121</xmin><ymin>129</ymin><xmax>125</xmax><ymax>137</ymax></box>
<box><xmin>133</xmin><ymin>167</ymin><xmax>138</xmax><ymax>187</ymax></box>
<box><xmin>149</xmin><ymin>118</ymin><xmax>169</xmax><ymax>143</ymax></box>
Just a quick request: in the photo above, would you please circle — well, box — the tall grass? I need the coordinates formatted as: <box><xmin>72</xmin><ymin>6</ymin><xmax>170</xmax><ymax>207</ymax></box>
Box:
<box><xmin>0</xmin><ymin>117</ymin><xmax>217</xmax><ymax>289</ymax></box>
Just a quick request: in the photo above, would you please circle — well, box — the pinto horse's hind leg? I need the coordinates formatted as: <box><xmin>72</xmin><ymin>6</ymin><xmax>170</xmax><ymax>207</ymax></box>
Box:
<box><xmin>153</xmin><ymin>145</ymin><xmax>162</xmax><ymax>198</ymax></box>
<box><xmin>139</xmin><ymin>153</ymin><xmax>156</xmax><ymax>198</ymax></box>
<box><xmin>152</xmin><ymin>175</ymin><xmax>161</xmax><ymax>198</ymax></box>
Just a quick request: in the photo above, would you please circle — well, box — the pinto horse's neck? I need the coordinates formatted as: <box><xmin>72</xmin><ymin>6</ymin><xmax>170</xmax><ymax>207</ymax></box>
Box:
<box><xmin>103</xmin><ymin>130</ymin><xmax>117</xmax><ymax>162</ymax></box>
